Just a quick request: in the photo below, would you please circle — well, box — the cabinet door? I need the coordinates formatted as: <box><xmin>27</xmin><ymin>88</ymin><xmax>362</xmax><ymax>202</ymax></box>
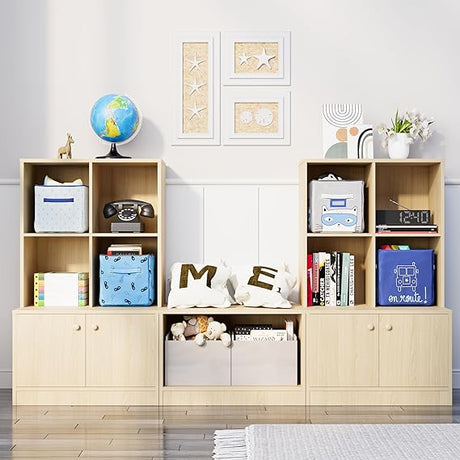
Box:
<box><xmin>86</xmin><ymin>314</ymin><xmax>157</xmax><ymax>387</ymax></box>
<box><xmin>14</xmin><ymin>314</ymin><xmax>85</xmax><ymax>387</ymax></box>
<box><xmin>380</xmin><ymin>314</ymin><xmax>450</xmax><ymax>387</ymax></box>
<box><xmin>308</xmin><ymin>314</ymin><xmax>378</xmax><ymax>387</ymax></box>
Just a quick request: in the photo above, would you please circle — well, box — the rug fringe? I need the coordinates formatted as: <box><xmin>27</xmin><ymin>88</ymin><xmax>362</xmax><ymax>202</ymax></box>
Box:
<box><xmin>213</xmin><ymin>429</ymin><xmax>247</xmax><ymax>459</ymax></box>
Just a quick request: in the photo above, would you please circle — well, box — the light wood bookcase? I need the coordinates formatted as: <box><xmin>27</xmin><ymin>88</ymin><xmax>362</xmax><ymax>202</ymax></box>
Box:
<box><xmin>299</xmin><ymin>159</ymin><xmax>452</xmax><ymax>405</ymax></box>
<box><xmin>12</xmin><ymin>158</ymin><xmax>452</xmax><ymax>406</ymax></box>
<box><xmin>13</xmin><ymin>159</ymin><xmax>164</xmax><ymax>405</ymax></box>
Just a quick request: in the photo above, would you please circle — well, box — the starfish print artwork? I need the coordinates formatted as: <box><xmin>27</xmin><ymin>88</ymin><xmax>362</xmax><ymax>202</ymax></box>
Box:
<box><xmin>185</xmin><ymin>78</ymin><xmax>206</xmax><ymax>95</ymax></box>
<box><xmin>188</xmin><ymin>53</ymin><xmax>206</xmax><ymax>72</ymax></box>
<box><xmin>187</xmin><ymin>102</ymin><xmax>206</xmax><ymax>120</ymax></box>
<box><xmin>253</xmin><ymin>48</ymin><xmax>276</xmax><ymax>70</ymax></box>
<box><xmin>239</xmin><ymin>52</ymin><xmax>251</xmax><ymax>65</ymax></box>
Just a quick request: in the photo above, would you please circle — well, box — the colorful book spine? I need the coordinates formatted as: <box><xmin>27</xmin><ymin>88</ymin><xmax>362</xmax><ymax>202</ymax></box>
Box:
<box><xmin>340</xmin><ymin>253</ymin><xmax>350</xmax><ymax>306</ymax></box>
<box><xmin>349</xmin><ymin>254</ymin><xmax>355</xmax><ymax>306</ymax></box>
<box><xmin>336</xmin><ymin>251</ymin><xmax>342</xmax><ymax>306</ymax></box>
<box><xmin>312</xmin><ymin>253</ymin><xmax>319</xmax><ymax>306</ymax></box>
<box><xmin>318</xmin><ymin>252</ymin><xmax>326</xmax><ymax>307</ymax></box>
<box><xmin>34</xmin><ymin>273</ymin><xmax>44</xmax><ymax>307</ymax></box>
<box><xmin>307</xmin><ymin>253</ymin><xmax>313</xmax><ymax>306</ymax></box>
<box><xmin>324</xmin><ymin>253</ymin><xmax>331</xmax><ymax>306</ymax></box>
<box><xmin>329</xmin><ymin>251</ymin><xmax>337</xmax><ymax>308</ymax></box>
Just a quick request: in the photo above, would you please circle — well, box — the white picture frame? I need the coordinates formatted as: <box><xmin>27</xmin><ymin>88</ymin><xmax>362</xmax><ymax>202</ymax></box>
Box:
<box><xmin>222</xmin><ymin>31</ymin><xmax>291</xmax><ymax>86</ymax></box>
<box><xmin>171</xmin><ymin>32</ymin><xmax>220</xmax><ymax>145</ymax></box>
<box><xmin>223</xmin><ymin>88</ymin><xmax>291</xmax><ymax>145</ymax></box>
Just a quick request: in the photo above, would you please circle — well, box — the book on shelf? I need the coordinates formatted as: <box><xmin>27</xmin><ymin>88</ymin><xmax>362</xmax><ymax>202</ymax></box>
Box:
<box><xmin>349</xmin><ymin>254</ymin><xmax>355</xmax><ymax>306</ymax></box>
<box><xmin>233</xmin><ymin>322</ymin><xmax>296</xmax><ymax>341</ymax></box>
<box><xmin>34</xmin><ymin>272</ymin><xmax>89</xmax><ymax>307</ymax></box>
<box><xmin>307</xmin><ymin>253</ymin><xmax>313</xmax><ymax>306</ymax></box>
<box><xmin>340</xmin><ymin>252</ymin><xmax>350</xmax><ymax>306</ymax></box>
<box><xmin>318</xmin><ymin>252</ymin><xmax>326</xmax><ymax>306</ymax></box>
<box><xmin>311</xmin><ymin>252</ymin><xmax>320</xmax><ymax>306</ymax></box>
<box><xmin>107</xmin><ymin>244</ymin><xmax>143</xmax><ymax>255</ymax></box>
<box><xmin>335</xmin><ymin>251</ymin><xmax>342</xmax><ymax>306</ymax></box>
<box><xmin>376</xmin><ymin>224</ymin><xmax>437</xmax><ymax>233</ymax></box>
<box><xmin>308</xmin><ymin>251</ymin><xmax>354</xmax><ymax>307</ymax></box>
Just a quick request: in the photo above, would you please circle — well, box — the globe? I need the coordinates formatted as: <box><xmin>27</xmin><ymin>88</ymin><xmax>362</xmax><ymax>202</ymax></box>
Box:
<box><xmin>90</xmin><ymin>94</ymin><xmax>141</xmax><ymax>158</ymax></box>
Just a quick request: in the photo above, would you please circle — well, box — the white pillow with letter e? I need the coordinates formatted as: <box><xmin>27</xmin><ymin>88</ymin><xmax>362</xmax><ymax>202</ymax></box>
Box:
<box><xmin>230</xmin><ymin>264</ymin><xmax>296</xmax><ymax>308</ymax></box>
<box><xmin>167</xmin><ymin>263</ymin><xmax>233</xmax><ymax>308</ymax></box>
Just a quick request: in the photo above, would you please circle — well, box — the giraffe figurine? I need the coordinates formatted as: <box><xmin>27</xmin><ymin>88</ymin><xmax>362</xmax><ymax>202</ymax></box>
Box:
<box><xmin>57</xmin><ymin>133</ymin><xmax>74</xmax><ymax>159</ymax></box>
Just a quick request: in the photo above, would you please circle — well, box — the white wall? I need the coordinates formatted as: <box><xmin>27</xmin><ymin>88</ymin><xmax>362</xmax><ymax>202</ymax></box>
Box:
<box><xmin>1</xmin><ymin>0</ymin><xmax>460</xmax><ymax>388</ymax></box>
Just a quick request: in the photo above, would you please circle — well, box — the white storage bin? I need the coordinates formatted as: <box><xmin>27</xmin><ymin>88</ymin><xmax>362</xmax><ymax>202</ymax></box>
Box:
<box><xmin>34</xmin><ymin>185</ymin><xmax>88</xmax><ymax>233</ymax></box>
<box><xmin>231</xmin><ymin>338</ymin><xmax>298</xmax><ymax>385</ymax></box>
<box><xmin>165</xmin><ymin>336</ymin><xmax>231</xmax><ymax>386</ymax></box>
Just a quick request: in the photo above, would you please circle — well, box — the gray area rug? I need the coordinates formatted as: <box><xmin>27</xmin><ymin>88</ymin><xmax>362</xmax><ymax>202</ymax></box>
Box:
<box><xmin>213</xmin><ymin>424</ymin><xmax>460</xmax><ymax>459</ymax></box>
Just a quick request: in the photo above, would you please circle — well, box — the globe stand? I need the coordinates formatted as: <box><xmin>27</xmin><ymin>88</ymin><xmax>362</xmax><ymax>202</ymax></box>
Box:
<box><xmin>96</xmin><ymin>143</ymin><xmax>131</xmax><ymax>159</ymax></box>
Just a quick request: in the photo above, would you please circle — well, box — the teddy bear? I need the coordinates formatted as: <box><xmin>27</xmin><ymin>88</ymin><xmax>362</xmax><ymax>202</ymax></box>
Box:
<box><xmin>170</xmin><ymin>321</ymin><xmax>186</xmax><ymax>341</ymax></box>
<box><xmin>183</xmin><ymin>315</ymin><xmax>214</xmax><ymax>339</ymax></box>
<box><xmin>195</xmin><ymin>320</ymin><xmax>231</xmax><ymax>347</ymax></box>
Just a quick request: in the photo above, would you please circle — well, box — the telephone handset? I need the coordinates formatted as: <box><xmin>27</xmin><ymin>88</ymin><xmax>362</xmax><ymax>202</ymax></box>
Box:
<box><xmin>103</xmin><ymin>200</ymin><xmax>154</xmax><ymax>233</ymax></box>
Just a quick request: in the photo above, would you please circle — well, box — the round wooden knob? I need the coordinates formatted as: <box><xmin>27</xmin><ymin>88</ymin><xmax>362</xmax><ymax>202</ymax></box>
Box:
<box><xmin>93</xmin><ymin>324</ymin><xmax>99</xmax><ymax>331</ymax></box>
<box><xmin>386</xmin><ymin>324</ymin><xmax>393</xmax><ymax>331</ymax></box>
<box><xmin>73</xmin><ymin>324</ymin><xmax>81</xmax><ymax>331</ymax></box>
<box><xmin>367</xmin><ymin>324</ymin><xmax>375</xmax><ymax>331</ymax></box>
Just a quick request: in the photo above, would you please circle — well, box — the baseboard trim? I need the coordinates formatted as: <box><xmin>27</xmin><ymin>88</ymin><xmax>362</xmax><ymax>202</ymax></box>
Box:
<box><xmin>0</xmin><ymin>370</ymin><xmax>12</xmax><ymax>389</ymax></box>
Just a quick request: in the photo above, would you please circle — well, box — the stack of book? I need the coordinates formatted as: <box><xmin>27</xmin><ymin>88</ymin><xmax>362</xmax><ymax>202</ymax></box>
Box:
<box><xmin>107</xmin><ymin>244</ymin><xmax>142</xmax><ymax>255</ymax></box>
<box><xmin>307</xmin><ymin>252</ymin><xmax>355</xmax><ymax>307</ymax></box>
<box><xmin>34</xmin><ymin>272</ymin><xmax>89</xmax><ymax>307</ymax></box>
<box><xmin>233</xmin><ymin>320</ymin><xmax>296</xmax><ymax>341</ymax></box>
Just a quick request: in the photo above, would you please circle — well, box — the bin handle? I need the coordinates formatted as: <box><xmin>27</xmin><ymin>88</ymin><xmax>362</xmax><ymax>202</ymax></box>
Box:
<box><xmin>109</xmin><ymin>268</ymin><xmax>141</xmax><ymax>275</ymax></box>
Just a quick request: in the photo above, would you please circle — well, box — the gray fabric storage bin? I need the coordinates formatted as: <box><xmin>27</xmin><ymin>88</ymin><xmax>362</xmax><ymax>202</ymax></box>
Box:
<box><xmin>164</xmin><ymin>335</ymin><xmax>231</xmax><ymax>386</ymax></box>
<box><xmin>231</xmin><ymin>338</ymin><xmax>298</xmax><ymax>385</ymax></box>
<box><xmin>308</xmin><ymin>179</ymin><xmax>364</xmax><ymax>232</ymax></box>
<box><xmin>34</xmin><ymin>185</ymin><xmax>89</xmax><ymax>233</ymax></box>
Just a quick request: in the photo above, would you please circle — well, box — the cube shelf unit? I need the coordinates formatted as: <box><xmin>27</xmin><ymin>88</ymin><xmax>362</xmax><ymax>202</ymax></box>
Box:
<box><xmin>13</xmin><ymin>159</ymin><xmax>165</xmax><ymax>405</ymax></box>
<box><xmin>299</xmin><ymin>159</ymin><xmax>452</xmax><ymax>405</ymax></box>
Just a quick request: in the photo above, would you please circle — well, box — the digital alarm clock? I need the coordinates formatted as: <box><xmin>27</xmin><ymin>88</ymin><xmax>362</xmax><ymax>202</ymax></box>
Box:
<box><xmin>376</xmin><ymin>210</ymin><xmax>431</xmax><ymax>225</ymax></box>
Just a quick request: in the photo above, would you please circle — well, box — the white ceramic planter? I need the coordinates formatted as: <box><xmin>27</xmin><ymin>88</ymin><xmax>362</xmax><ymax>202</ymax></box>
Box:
<box><xmin>388</xmin><ymin>133</ymin><xmax>412</xmax><ymax>159</ymax></box>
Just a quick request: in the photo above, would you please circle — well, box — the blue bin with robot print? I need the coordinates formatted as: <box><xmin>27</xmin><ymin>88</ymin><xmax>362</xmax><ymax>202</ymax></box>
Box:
<box><xmin>99</xmin><ymin>254</ymin><xmax>155</xmax><ymax>306</ymax></box>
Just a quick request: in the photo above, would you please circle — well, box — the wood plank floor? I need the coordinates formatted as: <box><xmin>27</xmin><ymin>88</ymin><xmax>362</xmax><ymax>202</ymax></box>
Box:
<box><xmin>1</xmin><ymin>390</ymin><xmax>459</xmax><ymax>459</ymax></box>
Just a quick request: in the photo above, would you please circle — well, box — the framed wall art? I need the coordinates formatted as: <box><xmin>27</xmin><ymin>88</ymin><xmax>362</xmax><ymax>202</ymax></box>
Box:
<box><xmin>172</xmin><ymin>32</ymin><xmax>220</xmax><ymax>145</ymax></box>
<box><xmin>223</xmin><ymin>88</ymin><xmax>291</xmax><ymax>145</ymax></box>
<box><xmin>222</xmin><ymin>31</ymin><xmax>291</xmax><ymax>85</ymax></box>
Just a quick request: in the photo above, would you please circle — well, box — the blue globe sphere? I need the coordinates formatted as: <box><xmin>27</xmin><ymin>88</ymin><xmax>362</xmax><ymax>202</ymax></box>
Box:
<box><xmin>90</xmin><ymin>94</ymin><xmax>141</xmax><ymax>144</ymax></box>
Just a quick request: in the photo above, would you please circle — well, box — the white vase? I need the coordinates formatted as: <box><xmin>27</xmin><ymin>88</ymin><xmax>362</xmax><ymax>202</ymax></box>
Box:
<box><xmin>387</xmin><ymin>133</ymin><xmax>411</xmax><ymax>159</ymax></box>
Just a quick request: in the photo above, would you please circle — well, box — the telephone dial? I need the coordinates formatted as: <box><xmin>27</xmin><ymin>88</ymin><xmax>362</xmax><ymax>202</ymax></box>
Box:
<box><xmin>103</xmin><ymin>200</ymin><xmax>154</xmax><ymax>232</ymax></box>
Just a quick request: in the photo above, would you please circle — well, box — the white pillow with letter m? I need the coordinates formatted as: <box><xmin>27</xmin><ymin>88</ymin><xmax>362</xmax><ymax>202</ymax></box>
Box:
<box><xmin>167</xmin><ymin>263</ymin><xmax>233</xmax><ymax>308</ymax></box>
<box><xmin>230</xmin><ymin>264</ymin><xmax>296</xmax><ymax>308</ymax></box>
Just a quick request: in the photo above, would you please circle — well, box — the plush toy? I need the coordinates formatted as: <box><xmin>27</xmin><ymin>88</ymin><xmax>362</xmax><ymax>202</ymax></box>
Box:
<box><xmin>195</xmin><ymin>320</ymin><xmax>232</xmax><ymax>347</ymax></box>
<box><xmin>170</xmin><ymin>321</ymin><xmax>186</xmax><ymax>341</ymax></box>
<box><xmin>184</xmin><ymin>315</ymin><xmax>214</xmax><ymax>338</ymax></box>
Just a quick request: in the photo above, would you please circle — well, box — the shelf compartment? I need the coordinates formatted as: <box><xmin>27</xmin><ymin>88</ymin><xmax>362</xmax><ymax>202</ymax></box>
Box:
<box><xmin>303</xmin><ymin>160</ymin><xmax>374</xmax><ymax>236</ymax></box>
<box><xmin>92</xmin><ymin>236</ymin><xmax>158</xmax><ymax>308</ymax></box>
<box><xmin>22</xmin><ymin>237</ymin><xmax>90</xmax><ymax>308</ymax></box>
<box><xmin>92</xmin><ymin>162</ymin><xmax>159</xmax><ymax>234</ymax></box>
<box><xmin>162</xmin><ymin>313</ymin><xmax>303</xmax><ymax>387</ymax></box>
<box><xmin>375</xmin><ymin>162</ymin><xmax>443</xmax><ymax>233</ymax></box>
<box><xmin>306</xmin><ymin>236</ymin><xmax>374</xmax><ymax>306</ymax></box>
<box><xmin>375</xmin><ymin>236</ymin><xmax>443</xmax><ymax>307</ymax></box>
<box><xmin>22</xmin><ymin>161</ymin><xmax>90</xmax><ymax>234</ymax></box>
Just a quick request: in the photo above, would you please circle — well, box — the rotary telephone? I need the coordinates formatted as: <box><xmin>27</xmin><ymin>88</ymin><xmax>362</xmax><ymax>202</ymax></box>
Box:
<box><xmin>103</xmin><ymin>200</ymin><xmax>154</xmax><ymax>232</ymax></box>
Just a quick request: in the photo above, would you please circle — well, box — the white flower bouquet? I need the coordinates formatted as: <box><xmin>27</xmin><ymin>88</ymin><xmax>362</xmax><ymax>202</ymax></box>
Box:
<box><xmin>377</xmin><ymin>109</ymin><xmax>434</xmax><ymax>148</ymax></box>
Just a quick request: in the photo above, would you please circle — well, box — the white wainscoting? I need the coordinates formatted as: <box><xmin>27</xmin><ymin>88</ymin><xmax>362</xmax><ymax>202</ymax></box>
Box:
<box><xmin>165</xmin><ymin>183</ymin><xmax>299</xmax><ymax>302</ymax></box>
<box><xmin>1</xmin><ymin>180</ymin><xmax>459</xmax><ymax>389</ymax></box>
